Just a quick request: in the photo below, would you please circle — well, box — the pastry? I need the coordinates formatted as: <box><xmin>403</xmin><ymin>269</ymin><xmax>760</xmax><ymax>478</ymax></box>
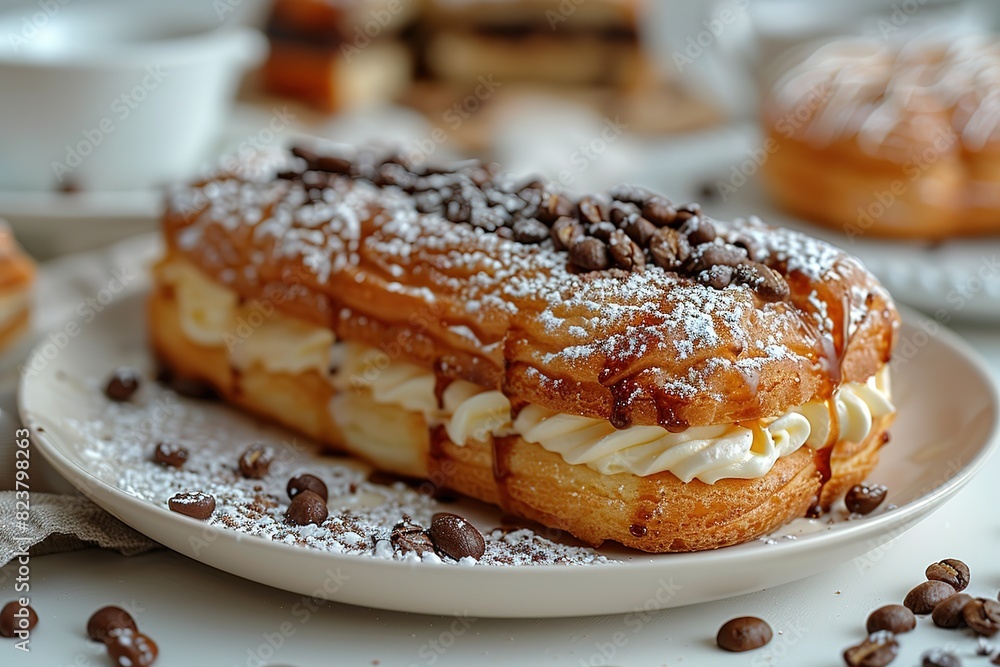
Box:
<box><xmin>762</xmin><ymin>36</ymin><xmax>1000</xmax><ymax>240</ymax></box>
<box><xmin>0</xmin><ymin>222</ymin><xmax>35</xmax><ymax>353</ymax></box>
<box><xmin>153</xmin><ymin>144</ymin><xmax>898</xmax><ymax>553</ymax></box>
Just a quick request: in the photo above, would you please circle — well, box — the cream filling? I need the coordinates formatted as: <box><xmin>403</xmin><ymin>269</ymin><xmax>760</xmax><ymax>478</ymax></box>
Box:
<box><xmin>161</xmin><ymin>259</ymin><xmax>894</xmax><ymax>484</ymax></box>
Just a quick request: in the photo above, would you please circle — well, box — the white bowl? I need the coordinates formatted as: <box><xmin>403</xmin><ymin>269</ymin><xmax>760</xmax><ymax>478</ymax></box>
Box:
<box><xmin>0</xmin><ymin>2</ymin><xmax>267</xmax><ymax>191</ymax></box>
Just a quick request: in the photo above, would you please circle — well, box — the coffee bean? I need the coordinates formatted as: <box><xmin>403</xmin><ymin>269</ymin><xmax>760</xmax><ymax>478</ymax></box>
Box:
<box><xmin>588</xmin><ymin>221</ymin><xmax>617</xmax><ymax>242</ymax></box>
<box><xmin>688</xmin><ymin>244</ymin><xmax>748</xmax><ymax>273</ymax></box>
<box><xmin>648</xmin><ymin>227</ymin><xmax>691</xmax><ymax>271</ymax></box>
<box><xmin>168</xmin><ymin>492</ymin><xmax>215</xmax><ymax>520</ymax></box>
<box><xmin>287</xmin><ymin>474</ymin><xmax>328</xmax><ymax>502</ymax></box>
<box><xmin>568</xmin><ymin>237</ymin><xmax>610</xmax><ymax>271</ymax></box>
<box><xmin>716</xmin><ymin>617</ymin><xmax>772</xmax><ymax>652</ymax></box>
<box><xmin>843</xmin><ymin>631</ymin><xmax>899</xmax><ymax>667</ymax></box>
<box><xmin>152</xmin><ymin>442</ymin><xmax>188</xmax><ymax>468</ymax></box>
<box><xmin>845</xmin><ymin>484</ymin><xmax>888</xmax><ymax>515</ymax></box>
<box><xmin>866</xmin><ymin>605</ymin><xmax>915</xmax><ymax>634</ymax></box>
<box><xmin>429</xmin><ymin>513</ymin><xmax>485</xmax><ymax>560</ymax></box>
<box><xmin>391</xmin><ymin>518</ymin><xmax>435</xmax><ymax>556</ymax></box>
<box><xmin>926</xmin><ymin>559</ymin><xmax>970</xmax><ymax>592</ymax></box>
<box><xmin>538</xmin><ymin>193</ymin><xmax>574</xmax><ymax>224</ymax></box>
<box><xmin>609</xmin><ymin>184</ymin><xmax>651</xmax><ymax>206</ymax></box>
<box><xmin>642</xmin><ymin>195</ymin><xmax>678</xmax><ymax>227</ymax></box>
<box><xmin>106</xmin><ymin>628</ymin><xmax>158</xmax><ymax>666</ymax></box>
<box><xmin>609</xmin><ymin>201</ymin><xmax>639</xmax><ymax>226</ymax></box>
<box><xmin>738</xmin><ymin>262</ymin><xmax>790</xmax><ymax>302</ymax></box>
<box><xmin>105</xmin><ymin>369</ymin><xmax>140</xmax><ymax>402</ymax></box>
<box><xmin>963</xmin><ymin>598</ymin><xmax>1000</xmax><ymax>636</ymax></box>
<box><xmin>292</xmin><ymin>145</ymin><xmax>351</xmax><ymax>175</ymax></box>
<box><xmin>609</xmin><ymin>229</ymin><xmax>645</xmax><ymax>271</ymax></box>
<box><xmin>679</xmin><ymin>216</ymin><xmax>716</xmax><ymax>245</ymax></box>
<box><xmin>622</xmin><ymin>215</ymin><xmax>657</xmax><ymax>247</ymax></box>
<box><xmin>905</xmin><ymin>581</ymin><xmax>956</xmax><ymax>614</ymax></box>
<box><xmin>577</xmin><ymin>196</ymin><xmax>606</xmax><ymax>226</ymax></box>
<box><xmin>733</xmin><ymin>236</ymin><xmax>766</xmax><ymax>263</ymax></box>
<box><xmin>932</xmin><ymin>594</ymin><xmax>973</xmax><ymax>628</ymax></box>
<box><xmin>0</xmin><ymin>600</ymin><xmax>37</xmax><ymax>637</ymax></box>
<box><xmin>238</xmin><ymin>444</ymin><xmax>274</xmax><ymax>479</ymax></box>
<box><xmin>701</xmin><ymin>264</ymin><xmax>735</xmax><ymax>289</ymax></box>
<box><xmin>511</xmin><ymin>218</ymin><xmax>549</xmax><ymax>244</ymax></box>
<box><xmin>551</xmin><ymin>216</ymin><xmax>584</xmax><ymax>251</ymax></box>
<box><xmin>286</xmin><ymin>490</ymin><xmax>328</xmax><ymax>526</ymax></box>
<box><xmin>922</xmin><ymin>649</ymin><xmax>961</xmax><ymax>667</ymax></box>
<box><xmin>87</xmin><ymin>606</ymin><xmax>137</xmax><ymax>643</ymax></box>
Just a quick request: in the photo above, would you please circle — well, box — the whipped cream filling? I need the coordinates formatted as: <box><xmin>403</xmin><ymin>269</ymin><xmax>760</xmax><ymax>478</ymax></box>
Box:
<box><xmin>162</xmin><ymin>259</ymin><xmax>894</xmax><ymax>484</ymax></box>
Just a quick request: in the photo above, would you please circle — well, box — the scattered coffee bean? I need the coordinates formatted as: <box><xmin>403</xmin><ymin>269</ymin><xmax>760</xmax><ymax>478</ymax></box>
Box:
<box><xmin>609</xmin><ymin>184</ymin><xmax>651</xmax><ymax>206</ymax></box>
<box><xmin>622</xmin><ymin>215</ymin><xmax>657</xmax><ymax>246</ymax></box>
<box><xmin>391</xmin><ymin>517</ymin><xmax>435</xmax><ymax>556</ymax></box>
<box><xmin>87</xmin><ymin>606</ymin><xmax>137</xmax><ymax>643</ymax></box>
<box><xmin>932</xmin><ymin>593</ymin><xmax>973</xmax><ymax>628</ymax></box>
<box><xmin>510</xmin><ymin>218</ymin><xmax>548</xmax><ymax>244</ymax></box>
<box><xmin>106</xmin><ymin>627</ymin><xmax>158</xmax><ymax>666</ymax></box>
<box><xmin>678</xmin><ymin>216</ymin><xmax>716</xmax><ymax>245</ymax></box>
<box><xmin>167</xmin><ymin>492</ymin><xmax>215</xmax><ymax>520</ymax></box>
<box><xmin>588</xmin><ymin>221</ymin><xmax>617</xmax><ymax>242</ymax></box>
<box><xmin>866</xmin><ymin>604</ymin><xmax>915</xmax><ymax>634</ymax></box>
<box><xmin>922</xmin><ymin>648</ymin><xmax>961</xmax><ymax>667</ymax></box>
<box><xmin>428</xmin><ymin>513</ymin><xmax>485</xmax><ymax>560</ymax></box>
<box><xmin>238</xmin><ymin>443</ymin><xmax>274</xmax><ymax>479</ymax></box>
<box><xmin>926</xmin><ymin>559</ymin><xmax>970</xmax><ymax>592</ymax></box>
<box><xmin>577</xmin><ymin>196</ymin><xmax>606</xmax><ymax>226</ymax></box>
<box><xmin>550</xmin><ymin>216</ymin><xmax>584</xmax><ymax>251</ymax></box>
<box><xmin>702</xmin><ymin>264</ymin><xmax>735</xmax><ymax>289</ymax></box>
<box><xmin>152</xmin><ymin>442</ymin><xmax>188</xmax><ymax>468</ymax></box>
<box><xmin>287</xmin><ymin>474</ymin><xmax>328</xmax><ymax>502</ymax></box>
<box><xmin>735</xmin><ymin>262</ymin><xmax>790</xmax><ymax>302</ymax></box>
<box><xmin>641</xmin><ymin>196</ymin><xmax>677</xmax><ymax>227</ymax></box>
<box><xmin>648</xmin><ymin>227</ymin><xmax>691</xmax><ymax>271</ymax></box>
<box><xmin>568</xmin><ymin>237</ymin><xmax>610</xmax><ymax>271</ymax></box>
<box><xmin>845</xmin><ymin>484</ymin><xmax>888</xmax><ymax>515</ymax></box>
<box><xmin>963</xmin><ymin>598</ymin><xmax>1000</xmax><ymax>637</ymax></box>
<box><xmin>843</xmin><ymin>631</ymin><xmax>899</xmax><ymax>667</ymax></box>
<box><xmin>286</xmin><ymin>490</ymin><xmax>328</xmax><ymax>526</ymax></box>
<box><xmin>0</xmin><ymin>600</ymin><xmax>37</xmax><ymax>638</ymax></box>
<box><xmin>716</xmin><ymin>617</ymin><xmax>772</xmax><ymax>652</ymax></box>
<box><xmin>105</xmin><ymin>369</ymin><xmax>140</xmax><ymax>402</ymax></box>
<box><xmin>905</xmin><ymin>580</ymin><xmax>956</xmax><ymax>615</ymax></box>
<box><xmin>608</xmin><ymin>229</ymin><xmax>645</xmax><ymax>271</ymax></box>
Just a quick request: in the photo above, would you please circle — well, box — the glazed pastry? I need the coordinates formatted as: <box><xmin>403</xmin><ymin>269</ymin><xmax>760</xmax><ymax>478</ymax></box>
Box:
<box><xmin>0</xmin><ymin>222</ymin><xmax>35</xmax><ymax>352</ymax></box>
<box><xmin>762</xmin><ymin>36</ymin><xmax>1000</xmax><ymax>239</ymax></box>
<box><xmin>153</xmin><ymin>145</ymin><xmax>899</xmax><ymax>552</ymax></box>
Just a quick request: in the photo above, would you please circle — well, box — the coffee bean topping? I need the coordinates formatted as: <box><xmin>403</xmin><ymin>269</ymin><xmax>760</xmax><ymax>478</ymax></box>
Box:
<box><xmin>679</xmin><ymin>216</ymin><xmax>716</xmax><ymax>245</ymax></box>
<box><xmin>106</xmin><ymin>628</ymin><xmax>158</xmax><ymax>666</ymax></box>
<box><xmin>568</xmin><ymin>237</ymin><xmax>610</xmax><ymax>271</ymax></box>
<box><xmin>550</xmin><ymin>216</ymin><xmax>583</xmax><ymax>251</ymax></box>
<box><xmin>152</xmin><ymin>442</ymin><xmax>188</xmax><ymax>468</ymax></box>
<box><xmin>866</xmin><ymin>605</ymin><xmax>915</xmax><ymax>634</ymax></box>
<box><xmin>963</xmin><ymin>598</ymin><xmax>1000</xmax><ymax>636</ymax></box>
<box><xmin>428</xmin><ymin>513</ymin><xmax>485</xmax><ymax>560</ymax></box>
<box><xmin>168</xmin><ymin>492</ymin><xmax>215</xmax><ymax>520</ymax></box>
<box><xmin>287</xmin><ymin>474</ymin><xmax>328</xmax><ymax>502</ymax></box>
<box><xmin>577</xmin><ymin>196</ymin><xmax>606</xmax><ymax>226</ymax></box>
<box><xmin>608</xmin><ymin>229</ymin><xmax>645</xmax><ymax>271</ymax></box>
<box><xmin>641</xmin><ymin>196</ymin><xmax>678</xmax><ymax>227</ymax></box>
<box><xmin>845</xmin><ymin>484</ymin><xmax>888</xmax><ymax>515</ymax></box>
<box><xmin>511</xmin><ymin>218</ymin><xmax>549</xmax><ymax>244</ymax></box>
<box><xmin>87</xmin><ymin>606</ymin><xmax>137</xmax><ymax>643</ymax></box>
<box><xmin>648</xmin><ymin>228</ymin><xmax>691</xmax><ymax>271</ymax></box>
<box><xmin>286</xmin><ymin>490</ymin><xmax>328</xmax><ymax>526</ymax></box>
<box><xmin>391</xmin><ymin>517</ymin><xmax>435</xmax><ymax>556</ymax></box>
<box><xmin>105</xmin><ymin>369</ymin><xmax>140</xmax><ymax>402</ymax></box>
<box><xmin>716</xmin><ymin>617</ymin><xmax>772</xmax><ymax>652</ymax></box>
<box><xmin>622</xmin><ymin>215</ymin><xmax>657</xmax><ymax>246</ymax></box>
<box><xmin>932</xmin><ymin>594</ymin><xmax>973</xmax><ymax>629</ymax></box>
<box><xmin>926</xmin><ymin>559</ymin><xmax>970</xmax><ymax>591</ymax></box>
<box><xmin>905</xmin><ymin>581</ymin><xmax>957</xmax><ymax>615</ymax></box>
<box><xmin>735</xmin><ymin>263</ymin><xmax>791</xmax><ymax>302</ymax></box>
<box><xmin>921</xmin><ymin>649</ymin><xmax>961</xmax><ymax>667</ymax></box>
<box><xmin>238</xmin><ymin>443</ymin><xmax>274</xmax><ymax>479</ymax></box>
<box><xmin>0</xmin><ymin>600</ymin><xmax>38</xmax><ymax>638</ymax></box>
<box><xmin>609</xmin><ymin>184</ymin><xmax>652</xmax><ymax>206</ymax></box>
<box><xmin>843</xmin><ymin>631</ymin><xmax>899</xmax><ymax>667</ymax></box>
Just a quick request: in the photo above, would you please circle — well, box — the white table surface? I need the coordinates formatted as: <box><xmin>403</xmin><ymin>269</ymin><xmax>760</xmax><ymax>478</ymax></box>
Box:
<box><xmin>3</xmin><ymin>238</ymin><xmax>1000</xmax><ymax>667</ymax></box>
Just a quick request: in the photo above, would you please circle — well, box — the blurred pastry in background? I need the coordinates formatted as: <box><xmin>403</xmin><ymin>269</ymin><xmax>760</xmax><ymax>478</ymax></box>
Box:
<box><xmin>761</xmin><ymin>37</ymin><xmax>1000</xmax><ymax>240</ymax></box>
<box><xmin>262</xmin><ymin>0</ymin><xmax>417</xmax><ymax>112</ymax></box>
<box><xmin>0</xmin><ymin>222</ymin><xmax>35</xmax><ymax>353</ymax></box>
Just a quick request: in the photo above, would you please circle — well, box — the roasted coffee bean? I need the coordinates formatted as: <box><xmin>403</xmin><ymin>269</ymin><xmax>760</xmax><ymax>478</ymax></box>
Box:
<box><xmin>622</xmin><ymin>215</ymin><xmax>657</xmax><ymax>246</ymax></box>
<box><xmin>568</xmin><ymin>237</ymin><xmax>610</xmax><ymax>271</ymax></box>
<box><xmin>866</xmin><ymin>604</ymin><xmax>915</xmax><ymax>634</ymax></box>
<box><xmin>537</xmin><ymin>193</ymin><xmax>573</xmax><ymax>223</ymax></box>
<box><xmin>152</xmin><ymin>442</ymin><xmax>188</xmax><ymax>468</ymax></box>
<box><xmin>429</xmin><ymin>513</ymin><xmax>485</xmax><ymax>560</ymax></box>
<box><xmin>843</xmin><ymin>631</ymin><xmax>899</xmax><ymax>667</ymax></box>
<box><xmin>609</xmin><ymin>184</ymin><xmax>651</xmax><ymax>206</ymax></box>
<box><xmin>642</xmin><ymin>195</ymin><xmax>678</xmax><ymax>227</ymax></box>
<box><xmin>648</xmin><ymin>228</ymin><xmax>691</xmax><ymax>271</ymax></box>
<box><xmin>391</xmin><ymin>518</ymin><xmax>435</xmax><ymax>556</ymax></box>
<box><xmin>87</xmin><ymin>606</ymin><xmax>137</xmax><ymax>643</ymax></box>
<box><xmin>577</xmin><ymin>196</ymin><xmax>606</xmax><ymax>226</ymax></box>
<box><xmin>287</xmin><ymin>474</ymin><xmax>328</xmax><ymax>502</ymax></box>
<box><xmin>679</xmin><ymin>216</ymin><xmax>716</xmax><ymax>245</ymax></box>
<box><xmin>105</xmin><ymin>369</ymin><xmax>140</xmax><ymax>402</ymax></box>
<box><xmin>905</xmin><ymin>581</ymin><xmax>956</xmax><ymax>615</ymax></box>
<box><xmin>689</xmin><ymin>244</ymin><xmax>749</xmax><ymax>272</ymax></box>
<box><xmin>676</xmin><ymin>203</ymin><xmax>702</xmax><ymax>222</ymax></box>
<box><xmin>609</xmin><ymin>229</ymin><xmax>645</xmax><ymax>271</ymax></box>
<box><xmin>551</xmin><ymin>216</ymin><xmax>584</xmax><ymax>251</ymax></box>
<box><xmin>168</xmin><ymin>492</ymin><xmax>215</xmax><ymax>520</ymax></box>
<box><xmin>963</xmin><ymin>598</ymin><xmax>1000</xmax><ymax>636</ymax></box>
<box><xmin>737</xmin><ymin>263</ymin><xmax>790</xmax><ymax>302</ymax></box>
<box><xmin>701</xmin><ymin>265</ymin><xmax>735</xmax><ymax>289</ymax></box>
<box><xmin>106</xmin><ymin>628</ymin><xmax>158</xmax><ymax>666</ymax></box>
<box><xmin>845</xmin><ymin>484</ymin><xmax>888</xmax><ymax>515</ymax></box>
<box><xmin>0</xmin><ymin>600</ymin><xmax>37</xmax><ymax>638</ymax></box>
<box><xmin>609</xmin><ymin>201</ymin><xmax>639</xmax><ymax>226</ymax></box>
<box><xmin>732</xmin><ymin>236</ymin><xmax>766</xmax><ymax>263</ymax></box>
<box><xmin>926</xmin><ymin>559</ymin><xmax>970</xmax><ymax>592</ymax></box>
<box><xmin>922</xmin><ymin>649</ymin><xmax>961</xmax><ymax>667</ymax></box>
<box><xmin>286</xmin><ymin>490</ymin><xmax>328</xmax><ymax>526</ymax></box>
<box><xmin>716</xmin><ymin>617</ymin><xmax>772</xmax><ymax>652</ymax></box>
<box><xmin>511</xmin><ymin>218</ymin><xmax>549</xmax><ymax>244</ymax></box>
<box><xmin>238</xmin><ymin>444</ymin><xmax>274</xmax><ymax>479</ymax></box>
<box><xmin>932</xmin><ymin>594</ymin><xmax>973</xmax><ymax>629</ymax></box>
<box><xmin>588</xmin><ymin>221</ymin><xmax>617</xmax><ymax>242</ymax></box>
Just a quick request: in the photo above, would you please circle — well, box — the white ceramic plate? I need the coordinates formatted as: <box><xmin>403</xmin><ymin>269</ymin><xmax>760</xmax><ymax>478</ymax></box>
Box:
<box><xmin>19</xmin><ymin>293</ymin><xmax>999</xmax><ymax>617</ymax></box>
